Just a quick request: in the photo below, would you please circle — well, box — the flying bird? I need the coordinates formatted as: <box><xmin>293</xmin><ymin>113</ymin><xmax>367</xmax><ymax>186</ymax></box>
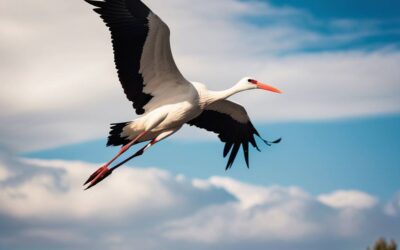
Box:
<box><xmin>83</xmin><ymin>0</ymin><xmax>283</xmax><ymax>190</ymax></box>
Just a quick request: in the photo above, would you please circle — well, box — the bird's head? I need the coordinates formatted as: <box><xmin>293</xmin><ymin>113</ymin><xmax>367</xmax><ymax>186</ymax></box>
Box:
<box><xmin>237</xmin><ymin>77</ymin><xmax>283</xmax><ymax>94</ymax></box>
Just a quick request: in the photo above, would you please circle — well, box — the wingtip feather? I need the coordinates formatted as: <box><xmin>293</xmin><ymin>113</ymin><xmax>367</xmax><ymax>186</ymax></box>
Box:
<box><xmin>223</xmin><ymin>142</ymin><xmax>233</xmax><ymax>158</ymax></box>
<box><xmin>85</xmin><ymin>0</ymin><xmax>105</xmax><ymax>8</ymax></box>
<box><xmin>242</xmin><ymin>142</ymin><xmax>250</xmax><ymax>168</ymax></box>
<box><xmin>263</xmin><ymin>137</ymin><xmax>282</xmax><ymax>146</ymax></box>
<box><xmin>225</xmin><ymin>143</ymin><xmax>240</xmax><ymax>171</ymax></box>
<box><xmin>272</xmin><ymin>138</ymin><xmax>282</xmax><ymax>144</ymax></box>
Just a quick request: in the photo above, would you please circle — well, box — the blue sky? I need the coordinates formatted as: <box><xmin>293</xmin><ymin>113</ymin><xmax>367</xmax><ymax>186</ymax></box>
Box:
<box><xmin>267</xmin><ymin>0</ymin><xmax>400</xmax><ymax>19</ymax></box>
<box><xmin>241</xmin><ymin>0</ymin><xmax>400</xmax><ymax>52</ymax></box>
<box><xmin>26</xmin><ymin>114</ymin><xmax>400</xmax><ymax>200</ymax></box>
<box><xmin>1</xmin><ymin>0</ymin><xmax>400</xmax><ymax>249</ymax></box>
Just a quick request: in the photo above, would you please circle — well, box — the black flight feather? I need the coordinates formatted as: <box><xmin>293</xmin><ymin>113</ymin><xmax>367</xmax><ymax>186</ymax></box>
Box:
<box><xmin>187</xmin><ymin>104</ymin><xmax>280</xmax><ymax>170</ymax></box>
<box><xmin>85</xmin><ymin>0</ymin><xmax>153</xmax><ymax>115</ymax></box>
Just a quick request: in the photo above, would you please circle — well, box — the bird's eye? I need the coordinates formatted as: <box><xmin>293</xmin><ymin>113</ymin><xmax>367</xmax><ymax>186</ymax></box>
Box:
<box><xmin>248</xmin><ymin>79</ymin><xmax>257</xmax><ymax>84</ymax></box>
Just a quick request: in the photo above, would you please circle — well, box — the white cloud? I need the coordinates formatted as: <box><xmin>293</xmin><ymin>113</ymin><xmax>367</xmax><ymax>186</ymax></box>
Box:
<box><xmin>385</xmin><ymin>192</ymin><xmax>400</xmax><ymax>217</ymax></box>
<box><xmin>0</xmin><ymin>164</ymin><xmax>13</xmax><ymax>181</ymax></box>
<box><xmin>198</xmin><ymin>176</ymin><xmax>310</xmax><ymax>209</ymax></box>
<box><xmin>318</xmin><ymin>190</ymin><xmax>378</xmax><ymax>210</ymax></box>
<box><xmin>0</xmin><ymin>155</ymin><xmax>399</xmax><ymax>250</ymax></box>
<box><xmin>0</xmin><ymin>158</ymin><xmax>232</xmax><ymax>221</ymax></box>
<box><xmin>1</xmin><ymin>0</ymin><xmax>399</xmax><ymax>153</ymax></box>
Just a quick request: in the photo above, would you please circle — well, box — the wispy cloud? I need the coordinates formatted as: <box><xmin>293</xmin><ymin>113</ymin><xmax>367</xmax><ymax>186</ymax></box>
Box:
<box><xmin>385</xmin><ymin>192</ymin><xmax>400</xmax><ymax>217</ymax></box>
<box><xmin>318</xmin><ymin>190</ymin><xmax>378</xmax><ymax>209</ymax></box>
<box><xmin>0</xmin><ymin>154</ymin><xmax>399</xmax><ymax>250</ymax></box>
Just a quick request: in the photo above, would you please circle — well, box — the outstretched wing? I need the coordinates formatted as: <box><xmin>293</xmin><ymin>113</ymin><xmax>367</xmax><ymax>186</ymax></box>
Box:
<box><xmin>85</xmin><ymin>0</ymin><xmax>192</xmax><ymax>115</ymax></box>
<box><xmin>187</xmin><ymin>100</ymin><xmax>280</xmax><ymax>170</ymax></box>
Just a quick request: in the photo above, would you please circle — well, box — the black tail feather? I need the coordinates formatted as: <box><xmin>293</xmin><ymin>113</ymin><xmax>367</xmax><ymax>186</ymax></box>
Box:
<box><xmin>107</xmin><ymin>122</ymin><xmax>130</xmax><ymax>147</ymax></box>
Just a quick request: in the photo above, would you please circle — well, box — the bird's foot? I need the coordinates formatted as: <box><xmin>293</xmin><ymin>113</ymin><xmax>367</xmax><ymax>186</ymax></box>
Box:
<box><xmin>83</xmin><ymin>165</ymin><xmax>113</xmax><ymax>190</ymax></box>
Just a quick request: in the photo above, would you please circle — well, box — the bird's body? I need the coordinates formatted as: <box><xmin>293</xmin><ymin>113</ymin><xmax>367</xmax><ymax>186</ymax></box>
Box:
<box><xmin>83</xmin><ymin>0</ymin><xmax>282</xmax><ymax>190</ymax></box>
<box><xmin>110</xmin><ymin>81</ymin><xmax>257</xmax><ymax>145</ymax></box>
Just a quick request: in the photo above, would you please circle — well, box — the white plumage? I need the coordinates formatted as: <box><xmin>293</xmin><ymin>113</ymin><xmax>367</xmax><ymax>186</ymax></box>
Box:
<box><xmin>83</xmin><ymin>0</ymin><xmax>282</xmax><ymax>190</ymax></box>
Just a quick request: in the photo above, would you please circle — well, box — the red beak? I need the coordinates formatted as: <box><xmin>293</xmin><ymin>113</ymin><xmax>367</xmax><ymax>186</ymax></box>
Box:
<box><xmin>256</xmin><ymin>81</ymin><xmax>283</xmax><ymax>94</ymax></box>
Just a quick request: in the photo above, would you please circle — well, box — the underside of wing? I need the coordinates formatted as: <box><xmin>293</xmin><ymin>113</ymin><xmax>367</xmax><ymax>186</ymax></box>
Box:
<box><xmin>187</xmin><ymin>100</ymin><xmax>281</xmax><ymax>170</ymax></box>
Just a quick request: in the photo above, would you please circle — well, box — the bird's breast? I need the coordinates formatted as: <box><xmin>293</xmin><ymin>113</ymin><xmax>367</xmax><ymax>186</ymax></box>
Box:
<box><xmin>151</xmin><ymin>100</ymin><xmax>202</xmax><ymax>132</ymax></box>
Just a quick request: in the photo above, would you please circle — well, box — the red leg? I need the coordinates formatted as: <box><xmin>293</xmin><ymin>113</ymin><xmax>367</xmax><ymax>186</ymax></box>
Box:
<box><xmin>83</xmin><ymin>131</ymin><xmax>147</xmax><ymax>187</ymax></box>
<box><xmin>104</xmin><ymin>131</ymin><xmax>147</xmax><ymax>168</ymax></box>
<box><xmin>83</xmin><ymin>138</ymin><xmax>157</xmax><ymax>190</ymax></box>
<box><xmin>110</xmin><ymin>138</ymin><xmax>157</xmax><ymax>172</ymax></box>
<box><xmin>83</xmin><ymin>129</ymin><xmax>177</xmax><ymax>190</ymax></box>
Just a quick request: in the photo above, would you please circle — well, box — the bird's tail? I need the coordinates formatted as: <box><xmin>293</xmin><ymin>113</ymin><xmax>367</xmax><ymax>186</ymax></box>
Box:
<box><xmin>107</xmin><ymin>122</ymin><xmax>131</xmax><ymax>147</ymax></box>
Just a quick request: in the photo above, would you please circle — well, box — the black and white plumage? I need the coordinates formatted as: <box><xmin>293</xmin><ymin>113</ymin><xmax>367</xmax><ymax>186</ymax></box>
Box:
<box><xmin>83</xmin><ymin>0</ymin><xmax>283</xmax><ymax>190</ymax></box>
<box><xmin>187</xmin><ymin>100</ymin><xmax>281</xmax><ymax>170</ymax></box>
<box><xmin>86</xmin><ymin>0</ymin><xmax>188</xmax><ymax>115</ymax></box>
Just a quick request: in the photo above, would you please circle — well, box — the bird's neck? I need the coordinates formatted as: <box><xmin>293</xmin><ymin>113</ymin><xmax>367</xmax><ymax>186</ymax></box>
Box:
<box><xmin>206</xmin><ymin>84</ymin><xmax>247</xmax><ymax>105</ymax></box>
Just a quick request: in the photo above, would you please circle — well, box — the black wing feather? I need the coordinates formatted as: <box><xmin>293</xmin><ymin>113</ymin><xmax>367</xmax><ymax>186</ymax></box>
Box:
<box><xmin>85</xmin><ymin>0</ymin><xmax>153</xmax><ymax>115</ymax></box>
<box><xmin>187</xmin><ymin>109</ymin><xmax>276</xmax><ymax>170</ymax></box>
<box><xmin>223</xmin><ymin>142</ymin><xmax>233</xmax><ymax>158</ymax></box>
<box><xmin>242</xmin><ymin>142</ymin><xmax>249</xmax><ymax>168</ymax></box>
<box><xmin>227</xmin><ymin>143</ymin><xmax>240</xmax><ymax>170</ymax></box>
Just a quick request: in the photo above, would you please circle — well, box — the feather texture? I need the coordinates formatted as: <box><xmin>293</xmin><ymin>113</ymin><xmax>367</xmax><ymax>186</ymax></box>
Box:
<box><xmin>187</xmin><ymin>100</ymin><xmax>279</xmax><ymax>170</ymax></box>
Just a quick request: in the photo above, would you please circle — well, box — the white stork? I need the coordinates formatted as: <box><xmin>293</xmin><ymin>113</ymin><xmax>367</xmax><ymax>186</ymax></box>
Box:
<box><xmin>83</xmin><ymin>0</ymin><xmax>282</xmax><ymax>190</ymax></box>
